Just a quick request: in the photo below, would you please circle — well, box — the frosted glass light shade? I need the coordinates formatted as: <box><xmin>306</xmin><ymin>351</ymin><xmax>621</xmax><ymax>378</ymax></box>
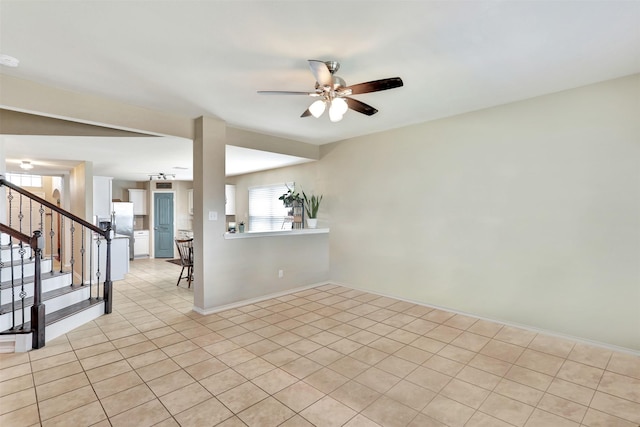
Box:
<box><xmin>309</xmin><ymin>100</ymin><xmax>326</xmax><ymax>118</ymax></box>
<box><xmin>329</xmin><ymin>108</ymin><xmax>343</xmax><ymax>122</ymax></box>
<box><xmin>331</xmin><ymin>97</ymin><xmax>348</xmax><ymax>115</ymax></box>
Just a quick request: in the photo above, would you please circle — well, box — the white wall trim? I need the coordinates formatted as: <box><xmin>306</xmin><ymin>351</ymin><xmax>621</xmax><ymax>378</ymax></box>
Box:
<box><xmin>192</xmin><ymin>281</ymin><xmax>332</xmax><ymax>316</ymax></box>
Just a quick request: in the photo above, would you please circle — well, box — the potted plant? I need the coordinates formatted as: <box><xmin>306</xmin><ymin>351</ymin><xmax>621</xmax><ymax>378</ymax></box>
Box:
<box><xmin>303</xmin><ymin>191</ymin><xmax>323</xmax><ymax>228</ymax></box>
<box><xmin>278</xmin><ymin>184</ymin><xmax>303</xmax><ymax>207</ymax></box>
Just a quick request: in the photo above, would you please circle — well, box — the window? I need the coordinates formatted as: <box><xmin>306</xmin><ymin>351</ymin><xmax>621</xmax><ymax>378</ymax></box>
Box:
<box><xmin>6</xmin><ymin>173</ymin><xmax>43</xmax><ymax>187</ymax></box>
<box><xmin>248</xmin><ymin>182</ymin><xmax>292</xmax><ymax>232</ymax></box>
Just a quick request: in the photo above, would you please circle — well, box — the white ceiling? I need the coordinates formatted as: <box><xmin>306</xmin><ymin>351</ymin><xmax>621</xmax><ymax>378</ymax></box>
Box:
<box><xmin>1</xmin><ymin>1</ymin><xmax>639</xmax><ymax>180</ymax></box>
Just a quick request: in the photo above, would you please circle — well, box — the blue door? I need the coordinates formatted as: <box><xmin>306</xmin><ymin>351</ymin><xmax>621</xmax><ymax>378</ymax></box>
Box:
<box><xmin>154</xmin><ymin>192</ymin><xmax>174</xmax><ymax>258</ymax></box>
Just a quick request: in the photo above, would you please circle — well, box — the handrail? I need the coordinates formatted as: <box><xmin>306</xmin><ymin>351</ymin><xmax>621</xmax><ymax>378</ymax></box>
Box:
<box><xmin>0</xmin><ymin>177</ymin><xmax>106</xmax><ymax>237</ymax></box>
<box><xmin>0</xmin><ymin>176</ymin><xmax>113</xmax><ymax>349</ymax></box>
<box><xmin>0</xmin><ymin>224</ymin><xmax>38</xmax><ymax>247</ymax></box>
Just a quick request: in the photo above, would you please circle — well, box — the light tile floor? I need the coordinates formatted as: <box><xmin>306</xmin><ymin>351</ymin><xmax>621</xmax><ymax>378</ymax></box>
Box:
<box><xmin>1</xmin><ymin>258</ymin><xmax>639</xmax><ymax>427</ymax></box>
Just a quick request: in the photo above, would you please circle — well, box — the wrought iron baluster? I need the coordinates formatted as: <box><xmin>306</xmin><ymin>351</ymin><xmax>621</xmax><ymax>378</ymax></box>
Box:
<box><xmin>96</xmin><ymin>237</ymin><xmax>101</xmax><ymax>298</ymax></box>
<box><xmin>81</xmin><ymin>228</ymin><xmax>85</xmax><ymax>287</ymax></box>
<box><xmin>18</xmin><ymin>193</ymin><xmax>24</xmax><ymax>234</ymax></box>
<box><xmin>59</xmin><ymin>216</ymin><xmax>64</xmax><ymax>273</ymax></box>
<box><xmin>89</xmin><ymin>233</ymin><xmax>93</xmax><ymax>299</ymax></box>
<box><xmin>10</xmin><ymin>235</ymin><xmax>15</xmax><ymax>330</ymax></box>
<box><xmin>49</xmin><ymin>208</ymin><xmax>55</xmax><ymax>273</ymax></box>
<box><xmin>29</xmin><ymin>198</ymin><xmax>33</xmax><ymax>240</ymax></box>
<box><xmin>8</xmin><ymin>188</ymin><xmax>13</xmax><ymax>228</ymax></box>
<box><xmin>18</xmin><ymin>241</ymin><xmax>27</xmax><ymax>329</ymax></box>
<box><xmin>38</xmin><ymin>203</ymin><xmax>45</xmax><ymax>261</ymax></box>
<box><xmin>70</xmin><ymin>221</ymin><xmax>75</xmax><ymax>285</ymax></box>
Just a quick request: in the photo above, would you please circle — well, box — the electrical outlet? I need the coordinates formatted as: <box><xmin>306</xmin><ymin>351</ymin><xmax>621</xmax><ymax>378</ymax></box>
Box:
<box><xmin>278</xmin><ymin>269</ymin><xmax>284</xmax><ymax>278</ymax></box>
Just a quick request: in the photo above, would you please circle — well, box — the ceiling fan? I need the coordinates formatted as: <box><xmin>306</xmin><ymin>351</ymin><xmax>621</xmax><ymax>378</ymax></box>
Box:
<box><xmin>258</xmin><ymin>60</ymin><xmax>403</xmax><ymax>122</ymax></box>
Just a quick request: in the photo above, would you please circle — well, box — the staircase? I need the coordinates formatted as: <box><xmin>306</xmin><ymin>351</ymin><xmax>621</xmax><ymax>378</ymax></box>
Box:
<box><xmin>0</xmin><ymin>177</ymin><xmax>113</xmax><ymax>353</ymax></box>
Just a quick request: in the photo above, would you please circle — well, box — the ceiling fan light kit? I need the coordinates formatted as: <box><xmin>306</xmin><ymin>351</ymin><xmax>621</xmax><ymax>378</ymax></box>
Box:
<box><xmin>258</xmin><ymin>60</ymin><xmax>403</xmax><ymax>122</ymax></box>
<box><xmin>309</xmin><ymin>99</ymin><xmax>326</xmax><ymax>118</ymax></box>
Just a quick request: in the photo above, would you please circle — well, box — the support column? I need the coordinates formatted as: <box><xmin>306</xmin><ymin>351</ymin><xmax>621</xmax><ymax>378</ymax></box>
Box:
<box><xmin>192</xmin><ymin>116</ymin><xmax>226</xmax><ymax>311</ymax></box>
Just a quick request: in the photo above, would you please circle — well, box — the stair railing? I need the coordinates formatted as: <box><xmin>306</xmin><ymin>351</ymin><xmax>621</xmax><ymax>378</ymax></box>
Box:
<box><xmin>0</xmin><ymin>225</ymin><xmax>45</xmax><ymax>347</ymax></box>
<box><xmin>0</xmin><ymin>176</ymin><xmax>112</xmax><ymax>349</ymax></box>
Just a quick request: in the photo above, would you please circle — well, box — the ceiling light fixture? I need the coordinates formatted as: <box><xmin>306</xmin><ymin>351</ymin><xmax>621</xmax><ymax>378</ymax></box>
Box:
<box><xmin>20</xmin><ymin>161</ymin><xmax>34</xmax><ymax>170</ymax></box>
<box><xmin>329</xmin><ymin>98</ymin><xmax>348</xmax><ymax>122</ymax></box>
<box><xmin>308</xmin><ymin>100</ymin><xmax>326</xmax><ymax>118</ymax></box>
<box><xmin>148</xmin><ymin>173</ymin><xmax>175</xmax><ymax>181</ymax></box>
<box><xmin>0</xmin><ymin>54</ymin><xmax>20</xmax><ymax>68</ymax></box>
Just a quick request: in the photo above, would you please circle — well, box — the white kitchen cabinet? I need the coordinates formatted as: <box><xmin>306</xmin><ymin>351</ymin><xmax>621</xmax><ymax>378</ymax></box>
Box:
<box><xmin>133</xmin><ymin>230</ymin><xmax>149</xmax><ymax>257</ymax></box>
<box><xmin>128</xmin><ymin>189</ymin><xmax>148</xmax><ymax>215</ymax></box>
<box><xmin>225</xmin><ymin>184</ymin><xmax>236</xmax><ymax>215</ymax></box>
<box><xmin>93</xmin><ymin>176</ymin><xmax>113</xmax><ymax>220</ymax></box>
<box><xmin>188</xmin><ymin>189</ymin><xmax>193</xmax><ymax>215</ymax></box>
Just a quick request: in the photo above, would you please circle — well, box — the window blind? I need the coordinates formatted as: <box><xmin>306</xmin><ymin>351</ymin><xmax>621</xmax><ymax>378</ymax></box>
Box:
<box><xmin>248</xmin><ymin>182</ymin><xmax>293</xmax><ymax>232</ymax></box>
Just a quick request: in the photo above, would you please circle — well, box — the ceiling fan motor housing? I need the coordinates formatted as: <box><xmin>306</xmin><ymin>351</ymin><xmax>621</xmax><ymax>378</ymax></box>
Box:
<box><xmin>324</xmin><ymin>61</ymin><xmax>340</xmax><ymax>74</ymax></box>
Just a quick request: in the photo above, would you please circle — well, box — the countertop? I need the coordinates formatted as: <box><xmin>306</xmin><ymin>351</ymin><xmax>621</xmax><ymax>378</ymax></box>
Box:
<box><xmin>94</xmin><ymin>232</ymin><xmax>130</xmax><ymax>240</ymax></box>
<box><xmin>224</xmin><ymin>228</ymin><xmax>329</xmax><ymax>239</ymax></box>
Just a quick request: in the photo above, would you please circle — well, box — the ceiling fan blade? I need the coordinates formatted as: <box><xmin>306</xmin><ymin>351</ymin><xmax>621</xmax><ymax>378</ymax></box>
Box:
<box><xmin>345</xmin><ymin>98</ymin><xmax>378</xmax><ymax>116</ymax></box>
<box><xmin>257</xmin><ymin>91</ymin><xmax>318</xmax><ymax>95</ymax></box>
<box><xmin>346</xmin><ymin>77</ymin><xmax>403</xmax><ymax>95</ymax></box>
<box><xmin>308</xmin><ymin>60</ymin><xmax>333</xmax><ymax>87</ymax></box>
<box><xmin>301</xmin><ymin>109</ymin><xmax>312</xmax><ymax>118</ymax></box>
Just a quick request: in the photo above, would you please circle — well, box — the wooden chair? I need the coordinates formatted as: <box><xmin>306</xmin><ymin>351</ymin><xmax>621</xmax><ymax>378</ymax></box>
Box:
<box><xmin>175</xmin><ymin>238</ymin><xmax>193</xmax><ymax>288</ymax></box>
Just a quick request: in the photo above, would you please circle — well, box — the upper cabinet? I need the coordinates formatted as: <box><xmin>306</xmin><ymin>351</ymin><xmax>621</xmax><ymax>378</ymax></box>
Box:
<box><xmin>128</xmin><ymin>189</ymin><xmax>148</xmax><ymax>215</ymax></box>
<box><xmin>225</xmin><ymin>184</ymin><xmax>236</xmax><ymax>215</ymax></box>
<box><xmin>93</xmin><ymin>176</ymin><xmax>113</xmax><ymax>220</ymax></box>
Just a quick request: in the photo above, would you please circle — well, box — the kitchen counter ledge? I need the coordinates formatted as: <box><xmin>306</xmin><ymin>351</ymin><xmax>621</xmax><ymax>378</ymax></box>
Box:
<box><xmin>224</xmin><ymin>228</ymin><xmax>329</xmax><ymax>239</ymax></box>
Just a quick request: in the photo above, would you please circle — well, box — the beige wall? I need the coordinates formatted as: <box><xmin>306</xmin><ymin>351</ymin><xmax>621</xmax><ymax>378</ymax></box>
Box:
<box><xmin>0</xmin><ymin>75</ymin><xmax>193</xmax><ymax>139</ymax></box>
<box><xmin>69</xmin><ymin>162</ymin><xmax>92</xmax><ymax>278</ymax></box>
<box><xmin>112</xmin><ymin>180</ymin><xmax>144</xmax><ymax>202</ymax></box>
<box><xmin>174</xmin><ymin>180</ymin><xmax>193</xmax><ymax>232</ymax></box>
<box><xmin>318</xmin><ymin>74</ymin><xmax>640</xmax><ymax>350</ymax></box>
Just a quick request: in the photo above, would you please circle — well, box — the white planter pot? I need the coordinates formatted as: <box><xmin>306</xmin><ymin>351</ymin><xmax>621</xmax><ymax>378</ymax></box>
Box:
<box><xmin>307</xmin><ymin>218</ymin><xmax>318</xmax><ymax>229</ymax></box>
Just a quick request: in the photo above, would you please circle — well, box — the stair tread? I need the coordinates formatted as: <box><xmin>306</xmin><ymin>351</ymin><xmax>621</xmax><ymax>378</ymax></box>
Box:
<box><xmin>0</xmin><ymin>258</ymin><xmax>39</xmax><ymax>268</ymax></box>
<box><xmin>45</xmin><ymin>298</ymin><xmax>104</xmax><ymax>326</ymax></box>
<box><xmin>1</xmin><ymin>270</ymin><xmax>70</xmax><ymax>290</ymax></box>
<box><xmin>1</xmin><ymin>243</ymin><xmax>30</xmax><ymax>249</ymax></box>
<box><xmin>0</xmin><ymin>283</ymin><xmax>89</xmax><ymax>313</ymax></box>
<box><xmin>2</xmin><ymin>298</ymin><xmax>104</xmax><ymax>332</ymax></box>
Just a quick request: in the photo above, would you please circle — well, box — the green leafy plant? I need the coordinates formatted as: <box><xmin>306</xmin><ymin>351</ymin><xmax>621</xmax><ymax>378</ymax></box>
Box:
<box><xmin>303</xmin><ymin>191</ymin><xmax>323</xmax><ymax>219</ymax></box>
<box><xmin>278</xmin><ymin>184</ymin><xmax>302</xmax><ymax>207</ymax></box>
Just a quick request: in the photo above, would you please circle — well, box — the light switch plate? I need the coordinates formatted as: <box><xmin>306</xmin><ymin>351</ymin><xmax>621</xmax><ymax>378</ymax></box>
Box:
<box><xmin>208</xmin><ymin>211</ymin><xmax>218</xmax><ymax>221</ymax></box>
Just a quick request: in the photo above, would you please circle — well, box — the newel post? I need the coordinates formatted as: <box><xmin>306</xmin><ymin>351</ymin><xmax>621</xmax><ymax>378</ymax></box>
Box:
<box><xmin>31</xmin><ymin>230</ymin><xmax>46</xmax><ymax>349</ymax></box>
<box><xmin>104</xmin><ymin>227</ymin><xmax>113</xmax><ymax>314</ymax></box>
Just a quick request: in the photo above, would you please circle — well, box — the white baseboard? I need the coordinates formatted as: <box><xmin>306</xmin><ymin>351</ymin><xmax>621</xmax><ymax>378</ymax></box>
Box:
<box><xmin>330</xmin><ymin>280</ymin><xmax>640</xmax><ymax>357</ymax></box>
<box><xmin>192</xmin><ymin>281</ymin><xmax>332</xmax><ymax>316</ymax></box>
